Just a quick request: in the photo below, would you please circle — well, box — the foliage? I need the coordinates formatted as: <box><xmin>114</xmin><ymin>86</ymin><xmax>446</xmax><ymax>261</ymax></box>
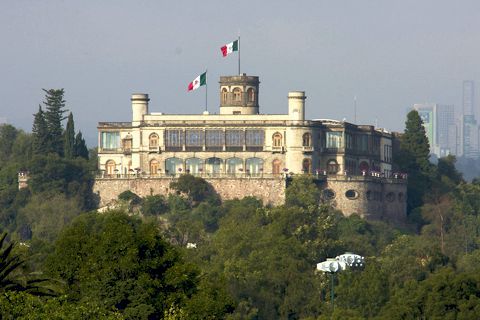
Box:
<box><xmin>64</xmin><ymin>112</ymin><xmax>75</xmax><ymax>159</ymax></box>
<box><xmin>117</xmin><ymin>190</ymin><xmax>142</xmax><ymax>206</ymax></box>
<box><xmin>141</xmin><ymin>194</ymin><xmax>168</xmax><ymax>216</ymax></box>
<box><xmin>74</xmin><ymin>131</ymin><xmax>89</xmax><ymax>159</ymax></box>
<box><xmin>285</xmin><ymin>175</ymin><xmax>320</xmax><ymax>210</ymax></box>
<box><xmin>46</xmin><ymin>211</ymin><xmax>199</xmax><ymax>318</ymax></box>
<box><xmin>169</xmin><ymin>174</ymin><xmax>219</xmax><ymax>204</ymax></box>
<box><xmin>43</xmin><ymin>88</ymin><xmax>67</xmax><ymax>156</ymax></box>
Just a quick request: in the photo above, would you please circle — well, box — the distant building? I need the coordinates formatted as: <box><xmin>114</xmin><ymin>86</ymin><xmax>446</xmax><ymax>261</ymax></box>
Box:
<box><xmin>413</xmin><ymin>103</ymin><xmax>456</xmax><ymax>158</ymax></box>
<box><xmin>94</xmin><ymin>74</ymin><xmax>406</xmax><ymax>221</ymax></box>
<box><xmin>462</xmin><ymin>81</ymin><xmax>479</xmax><ymax>159</ymax></box>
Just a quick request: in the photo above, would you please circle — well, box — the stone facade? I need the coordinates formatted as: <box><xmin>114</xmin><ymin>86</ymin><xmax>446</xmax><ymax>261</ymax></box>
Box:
<box><xmin>95</xmin><ymin>73</ymin><xmax>407</xmax><ymax>221</ymax></box>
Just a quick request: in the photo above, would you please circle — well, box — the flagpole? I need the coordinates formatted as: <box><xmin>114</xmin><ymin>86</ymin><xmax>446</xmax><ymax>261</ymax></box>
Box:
<box><xmin>238</xmin><ymin>35</ymin><xmax>241</xmax><ymax>75</ymax></box>
<box><xmin>205</xmin><ymin>69</ymin><xmax>208</xmax><ymax>112</ymax></box>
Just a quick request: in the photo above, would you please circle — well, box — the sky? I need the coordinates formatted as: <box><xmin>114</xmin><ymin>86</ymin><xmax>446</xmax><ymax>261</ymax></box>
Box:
<box><xmin>1</xmin><ymin>0</ymin><xmax>480</xmax><ymax>146</ymax></box>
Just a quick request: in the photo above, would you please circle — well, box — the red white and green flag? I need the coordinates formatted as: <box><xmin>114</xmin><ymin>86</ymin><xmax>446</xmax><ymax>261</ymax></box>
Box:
<box><xmin>187</xmin><ymin>71</ymin><xmax>207</xmax><ymax>91</ymax></box>
<box><xmin>221</xmin><ymin>39</ymin><xmax>238</xmax><ymax>57</ymax></box>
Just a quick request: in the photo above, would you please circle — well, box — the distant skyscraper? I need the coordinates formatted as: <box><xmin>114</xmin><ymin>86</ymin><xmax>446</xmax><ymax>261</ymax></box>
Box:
<box><xmin>413</xmin><ymin>103</ymin><xmax>456</xmax><ymax>158</ymax></box>
<box><xmin>462</xmin><ymin>81</ymin><xmax>479</xmax><ymax>159</ymax></box>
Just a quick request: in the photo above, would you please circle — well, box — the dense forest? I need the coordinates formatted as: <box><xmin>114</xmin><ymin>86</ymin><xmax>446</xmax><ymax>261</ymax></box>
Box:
<box><xmin>1</xmin><ymin>90</ymin><xmax>480</xmax><ymax>319</ymax></box>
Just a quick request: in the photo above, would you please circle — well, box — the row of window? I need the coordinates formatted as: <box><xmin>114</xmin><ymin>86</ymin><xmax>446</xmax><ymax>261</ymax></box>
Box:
<box><xmin>323</xmin><ymin>189</ymin><xmax>404</xmax><ymax>202</ymax></box>
<box><xmin>221</xmin><ymin>87</ymin><xmax>256</xmax><ymax>104</ymax></box>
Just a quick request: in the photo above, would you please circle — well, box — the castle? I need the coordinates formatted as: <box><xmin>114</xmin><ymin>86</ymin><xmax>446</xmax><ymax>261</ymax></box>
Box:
<box><xmin>93</xmin><ymin>74</ymin><xmax>406</xmax><ymax>221</ymax></box>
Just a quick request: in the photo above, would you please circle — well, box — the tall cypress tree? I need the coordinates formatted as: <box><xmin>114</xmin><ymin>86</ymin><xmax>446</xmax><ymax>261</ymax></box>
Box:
<box><xmin>64</xmin><ymin>112</ymin><xmax>75</xmax><ymax>159</ymax></box>
<box><xmin>32</xmin><ymin>105</ymin><xmax>49</xmax><ymax>155</ymax></box>
<box><xmin>74</xmin><ymin>131</ymin><xmax>89</xmax><ymax>160</ymax></box>
<box><xmin>43</xmin><ymin>89</ymin><xmax>67</xmax><ymax>156</ymax></box>
<box><xmin>396</xmin><ymin>110</ymin><xmax>434</xmax><ymax>213</ymax></box>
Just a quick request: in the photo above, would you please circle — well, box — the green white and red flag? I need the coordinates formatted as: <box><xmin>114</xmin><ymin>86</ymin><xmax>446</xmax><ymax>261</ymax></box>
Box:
<box><xmin>187</xmin><ymin>72</ymin><xmax>207</xmax><ymax>91</ymax></box>
<box><xmin>221</xmin><ymin>40</ymin><xmax>238</xmax><ymax>57</ymax></box>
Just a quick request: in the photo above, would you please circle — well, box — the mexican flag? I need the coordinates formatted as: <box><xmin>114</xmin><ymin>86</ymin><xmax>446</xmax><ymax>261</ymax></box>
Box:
<box><xmin>221</xmin><ymin>40</ymin><xmax>238</xmax><ymax>57</ymax></box>
<box><xmin>187</xmin><ymin>72</ymin><xmax>207</xmax><ymax>91</ymax></box>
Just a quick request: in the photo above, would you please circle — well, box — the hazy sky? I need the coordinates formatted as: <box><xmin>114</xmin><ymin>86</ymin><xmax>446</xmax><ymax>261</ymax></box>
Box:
<box><xmin>2</xmin><ymin>0</ymin><xmax>480</xmax><ymax>146</ymax></box>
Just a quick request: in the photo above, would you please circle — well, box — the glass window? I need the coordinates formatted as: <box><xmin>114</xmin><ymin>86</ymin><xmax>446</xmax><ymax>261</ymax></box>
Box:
<box><xmin>186</xmin><ymin>158</ymin><xmax>203</xmax><ymax>175</ymax></box>
<box><xmin>272</xmin><ymin>132</ymin><xmax>283</xmax><ymax>147</ymax></box>
<box><xmin>358</xmin><ymin>135</ymin><xmax>369</xmax><ymax>152</ymax></box>
<box><xmin>165</xmin><ymin>157</ymin><xmax>183</xmax><ymax>175</ymax></box>
<box><xmin>222</xmin><ymin>88</ymin><xmax>228</xmax><ymax>104</ymax></box>
<box><xmin>101</xmin><ymin>132</ymin><xmax>120</xmax><ymax>150</ymax></box>
<box><xmin>233</xmin><ymin>87</ymin><xmax>242</xmax><ymax>102</ymax></box>
<box><xmin>302</xmin><ymin>132</ymin><xmax>312</xmax><ymax>147</ymax></box>
<box><xmin>206</xmin><ymin>157</ymin><xmax>223</xmax><ymax>176</ymax></box>
<box><xmin>226</xmin><ymin>157</ymin><xmax>243</xmax><ymax>175</ymax></box>
<box><xmin>326</xmin><ymin>132</ymin><xmax>342</xmax><ymax>148</ymax></box>
<box><xmin>185</xmin><ymin>130</ymin><xmax>204</xmax><ymax>150</ymax></box>
<box><xmin>327</xmin><ymin>159</ymin><xmax>339</xmax><ymax>174</ymax></box>
<box><xmin>247</xmin><ymin>88</ymin><xmax>255</xmax><ymax>102</ymax></box>
<box><xmin>345</xmin><ymin>133</ymin><xmax>353</xmax><ymax>150</ymax></box>
<box><xmin>302</xmin><ymin>158</ymin><xmax>312</xmax><ymax>173</ymax></box>
<box><xmin>165</xmin><ymin>130</ymin><xmax>183</xmax><ymax>150</ymax></box>
<box><xmin>105</xmin><ymin>160</ymin><xmax>116</xmax><ymax>175</ymax></box>
<box><xmin>226</xmin><ymin>130</ymin><xmax>244</xmax><ymax>146</ymax></box>
<box><xmin>149</xmin><ymin>133</ymin><xmax>159</xmax><ymax>148</ymax></box>
<box><xmin>246</xmin><ymin>157</ymin><xmax>263</xmax><ymax>176</ymax></box>
<box><xmin>272</xmin><ymin>159</ymin><xmax>281</xmax><ymax>174</ymax></box>
<box><xmin>206</xmin><ymin>130</ymin><xmax>224</xmax><ymax>151</ymax></box>
<box><xmin>246</xmin><ymin>130</ymin><xmax>264</xmax><ymax>146</ymax></box>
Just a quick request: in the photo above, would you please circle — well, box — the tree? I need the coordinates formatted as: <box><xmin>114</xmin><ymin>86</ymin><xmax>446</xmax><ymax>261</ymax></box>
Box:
<box><xmin>63</xmin><ymin>112</ymin><xmax>75</xmax><ymax>159</ymax></box>
<box><xmin>169</xmin><ymin>174</ymin><xmax>219</xmax><ymax>204</ymax></box>
<box><xmin>0</xmin><ymin>124</ymin><xmax>18</xmax><ymax>165</ymax></box>
<box><xmin>74</xmin><ymin>131</ymin><xmax>89</xmax><ymax>160</ymax></box>
<box><xmin>46</xmin><ymin>211</ymin><xmax>199</xmax><ymax>318</ymax></box>
<box><xmin>43</xmin><ymin>89</ymin><xmax>67</xmax><ymax>156</ymax></box>
<box><xmin>395</xmin><ymin>110</ymin><xmax>435</xmax><ymax>213</ymax></box>
<box><xmin>32</xmin><ymin>106</ymin><xmax>49</xmax><ymax>156</ymax></box>
<box><xmin>285</xmin><ymin>175</ymin><xmax>320</xmax><ymax>210</ymax></box>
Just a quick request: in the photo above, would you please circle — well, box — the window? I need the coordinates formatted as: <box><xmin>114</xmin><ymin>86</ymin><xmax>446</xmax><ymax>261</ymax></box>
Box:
<box><xmin>272</xmin><ymin>132</ymin><xmax>283</xmax><ymax>147</ymax></box>
<box><xmin>165</xmin><ymin>130</ymin><xmax>183</xmax><ymax>151</ymax></box>
<box><xmin>302</xmin><ymin>158</ymin><xmax>312</xmax><ymax>174</ymax></box>
<box><xmin>323</xmin><ymin>189</ymin><xmax>335</xmax><ymax>200</ymax></box>
<box><xmin>226</xmin><ymin>130</ymin><xmax>244</xmax><ymax>151</ymax></box>
<box><xmin>185</xmin><ymin>130</ymin><xmax>203</xmax><ymax>151</ymax></box>
<box><xmin>226</xmin><ymin>157</ymin><xmax>243</xmax><ymax>175</ymax></box>
<box><xmin>150</xmin><ymin>159</ymin><xmax>160</xmax><ymax>175</ymax></box>
<box><xmin>326</xmin><ymin>132</ymin><xmax>342</xmax><ymax>148</ymax></box>
<box><xmin>246</xmin><ymin>129</ymin><xmax>264</xmax><ymax>151</ymax></box>
<box><xmin>206</xmin><ymin>130</ymin><xmax>224</xmax><ymax>151</ymax></box>
<box><xmin>358</xmin><ymin>135</ymin><xmax>369</xmax><ymax>152</ymax></box>
<box><xmin>206</xmin><ymin>157</ymin><xmax>223</xmax><ymax>176</ymax></box>
<box><xmin>101</xmin><ymin>132</ymin><xmax>120</xmax><ymax>150</ymax></box>
<box><xmin>247</xmin><ymin>88</ymin><xmax>255</xmax><ymax>102</ymax></box>
<box><xmin>359</xmin><ymin>161</ymin><xmax>369</xmax><ymax>173</ymax></box>
<box><xmin>327</xmin><ymin>159</ymin><xmax>339</xmax><ymax>174</ymax></box>
<box><xmin>302</xmin><ymin>132</ymin><xmax>312</xmax><ymax>147</ymax></box>
<box><xmin>165</xmin><ymin>157</ymin><xmax>183</xmax><ymax>175</ymax></box>
<box><xmin>222</xmin><ymin>88</ymin><xmax>228</xmax><ymax>104</ymax></box>
<box><xmin>105</xmin><ymin>160</ymin><xmax>116</xmax><ymax>175</ymax></box>
<box><xmin>186</xmin><ymin>158</ymin><xmax>203</xmax><ymax>175</ymax></box>
<box><xmin>246</xmin><ymin>157</ymin><xmax>263</xmax><ymax>176</ymax></box>
<box><xmin>122</xmin><ymin>138</ymin><xmax>132</xmax><ymax>152</ymax></box>
<box><xmin>233</xmin><ymin>88</ymin><xmax>242</xmax><ymax>102</ymax></box>
<box><xmin>272</xmin><ymin>159</ymin><xmax>281</xmax><ymax>174</ymax></box>
<box><xmin>345</xmin><ymin>133</ymin><xmax>353</xmax><ymax>150</ymax></box>
<box><xmin>345</xmin><ymin>190</ymin><xmax>358</xmax><ymax>200</ymax></box>
<box><xmin>149</xmin><ymin>133</ymin><xmax>159</xmax><ymax>149</ymax></box>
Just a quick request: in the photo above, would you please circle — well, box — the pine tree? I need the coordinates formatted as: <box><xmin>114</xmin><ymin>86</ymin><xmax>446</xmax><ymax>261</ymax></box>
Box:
<box><xmin>74</xmin><ymin>131</ymin><xmax>89</xmax><ymax>160</ymax></box>
<box><xmin>63</xmin><ymin>112</ymin><xmax>75</xmax><ymax>159</ymax></box>
<box><xmin>43</xmin><ymin>89</ymin><xmax>67</xmax><ymax>156</ymax></box>
<box><xmin>32</xmin><ymin>106</ymin><xmax>49</xmax><ymax>155</ymax></box>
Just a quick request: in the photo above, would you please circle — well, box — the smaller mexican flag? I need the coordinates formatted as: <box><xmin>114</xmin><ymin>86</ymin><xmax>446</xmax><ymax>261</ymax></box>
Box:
<box><xmin>221</xmin><ymin>39</ymin><xmax>238</xmax><ymax>57</ymax></box>
<box><xmin>187</xmin><ymin>72</ymin><xmax>207</xmax><ymax>91</ymax></box>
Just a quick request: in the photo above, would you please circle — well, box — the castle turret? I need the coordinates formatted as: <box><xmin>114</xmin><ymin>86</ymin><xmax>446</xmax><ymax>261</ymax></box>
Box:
<box><xmin>288</xmin><ymin>91</ymin><xmax>306</xmax><ymax>122</ymax></box>
<box><xmin>219</xmin><ymin>74</ymin><xmax>259</xmax><ymax>115</ymax></box>
<box><xmin>131</xmin><ymin>93</ymin><xmax>149</xmax><ymax>126</ymax></box>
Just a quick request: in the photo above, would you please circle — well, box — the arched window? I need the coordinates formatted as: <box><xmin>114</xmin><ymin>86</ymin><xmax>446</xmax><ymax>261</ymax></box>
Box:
<box><xmin>272</xmin><ymin>159</ymin><xmax>281</xmax><ymax>174</ymax></box>
<box><xmin>272</xmin><ymin>132</ymin><xmax>283</xmax><ymax>147</ymax></box>
<box><xmin>359</xmin><ymin>161</ymin><xmax>369</xmax><ymax>173</ymax></box>
<box><xmin>106</xmin><ymin>160</ymin><xmax>116</xmax><ymax>176</ymax></box>
<box><xmin>302</xmin><ymin>158</ymin><xmax>312</xmax><ymax>174</ymax></box>
<box><xmin>247</xmin><ymin>88</ymin><xmax>255</xmax><ymax>102</ymax></box>
<box><xmin>246</xmin><ymin>157</ymin><xmax>263</xmax><ymax>176</ymax></box>
<box><xmin>186</xmin><ymin>158</ymin><xmax>203</xmax><ymax>175</ymax></box>
<box><xmin>233</xmin><ymin>88</ymin><xmax>242</xmax><ymax>102</ymax></box>
<box><xmin>327</xmin><ymin>159</ymin><xmax>339</xmax><ymax>174</ymax></box>
<box><xmin>165</xmin><ymin>157</ymin><xmax>183</xmax><ymax>176</ymax></box>
<box><xmin>226</xmin><ymin>157</ymin><xmax>243</xmax><ymax>175</ymax></box>
<box><xmin>149</xmin><ymin>133</ymin><xmax>159</xmax><ymax>149</ymax></box>
<box><xmin>206</xmin><ymin>157</ymin><xmax>223</xmax><ymax>176</ymax></box>
<box><xmin>150</xmin><ymin>159</ymin><xmax>160</xmax><ymax>175</ymax></box>
<box><xmin>302</xmin><ymin>132</ymin><xmax>312</xmax><ymax>147</ymax></box>
<box><xmin>222</xmin><ymin>88</ymin><xmax>228</xmax><ymax>104</ymax></box>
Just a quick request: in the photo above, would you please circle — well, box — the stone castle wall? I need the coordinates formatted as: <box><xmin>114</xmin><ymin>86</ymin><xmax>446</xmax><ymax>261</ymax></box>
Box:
<box><xmin>93</xmin><ymin>176</ymin><xmax>406</xmax><ymax>222</ymax></box>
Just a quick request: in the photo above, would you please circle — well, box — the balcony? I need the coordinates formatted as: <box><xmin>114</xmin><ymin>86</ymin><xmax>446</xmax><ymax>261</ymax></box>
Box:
<box><xmin>302</xmin><ymin>146</ymin><xmax>314</xmax><ymax>152</ymax></box>
<box><xmin>271</xmin><ymin>146</ymin><xmax>285</xmax><ymax>153</ymax></box>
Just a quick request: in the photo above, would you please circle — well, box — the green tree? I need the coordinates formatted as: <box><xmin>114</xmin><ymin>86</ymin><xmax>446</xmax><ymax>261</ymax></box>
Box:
<box><xmin>170</xmin><ymin>174</ymin><xmax>219</xmax><ymax>205</ymax></box>
<box><xmin>32</xmin><ymin>106</ymin><xmax>49</xmax><ymax>156</ymax></box>
<box><xmin>46</xmin><ymin>211</ymin><xmax>199</xmax><ymax>319</ymax></box>
<box><xmin>74</xmin><ymin>131</ymin><xmax>89</xmax><ymax>160</ymax></box>
<box><xmin>0</xmin><ymin>124</ymin><xmax>18</xmax><ymax>165</ymax></box>
<box><xmin>285</xmin><ymin>175</ymin><xmax>320</xmax><ymax>210</ymax></box>
<box><xmin>43</xmin><ymin>89</ymin><xmax>67</xmax><ymax>156</ymax></box>
<box><xmin>396</xmin><ymin>110</ymin><xmax>434</xmax><ymax>213</ymax></box>
<box><xmin>141</xmin><ymin>195</ymin><xmax>168</xmax><ymax>216</ymax></box>
<box><xmin>63</xmin><ymin>112</ymin><xmax>75</xmax><ymax>159</ymax></box>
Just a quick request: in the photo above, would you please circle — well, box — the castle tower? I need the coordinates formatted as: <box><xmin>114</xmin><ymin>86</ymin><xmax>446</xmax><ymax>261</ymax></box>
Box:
<box><xmin>288</xmin><ymin>91</ymin><xmax>306</xmax><ymax>122</ymax></box>
<box><xmin>219</xmin><ymin>74</ymin><xmax>259</xmax><ymax>115</ymax></box>
<box><xmin>131</xmin><ymin>93</ymin><xmax>149</xmax><ymax>126</ymax></box>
